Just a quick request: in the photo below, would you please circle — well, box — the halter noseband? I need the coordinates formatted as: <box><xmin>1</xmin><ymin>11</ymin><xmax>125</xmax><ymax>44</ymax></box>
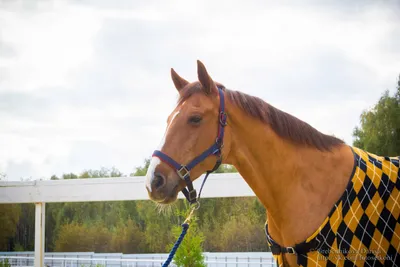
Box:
<box><xmin>152</xmin><ymin>86</ymin><xmax>227</xmax><ymax>204</ymax></box>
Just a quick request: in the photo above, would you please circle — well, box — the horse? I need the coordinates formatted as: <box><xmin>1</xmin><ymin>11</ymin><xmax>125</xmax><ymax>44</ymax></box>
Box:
<box><xmin>145</xmin><ymin>60</ymin><xmax>400</xmax><ymax>267</ymax></box>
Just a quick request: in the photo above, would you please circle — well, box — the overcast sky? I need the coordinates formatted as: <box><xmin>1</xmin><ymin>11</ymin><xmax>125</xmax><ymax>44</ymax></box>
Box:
<box><xmin>1</xmin><ymin>0</ymin><xmax>399</xmax><ymax>181</ymax></box>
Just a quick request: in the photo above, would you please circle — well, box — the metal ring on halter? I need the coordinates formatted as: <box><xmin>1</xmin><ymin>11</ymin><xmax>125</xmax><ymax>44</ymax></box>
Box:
<box><xmin>219</xmin><ymin>111</ymin><xmax>228</xmax><ymax>126</ymax></box>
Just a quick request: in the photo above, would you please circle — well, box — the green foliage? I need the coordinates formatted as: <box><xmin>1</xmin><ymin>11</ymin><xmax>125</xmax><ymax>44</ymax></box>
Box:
<box><xmin>54</xmin><ymin>221</ymin><xmax>114</xmax><ymax>252</ymax></box>
<box><xmin>110</xmin><ymin>219</ymin><xmax>146</xmax><ymax>253</ymax></box>
<box><xmin>79</xmin><ymin>167</ymin><xmax>123</xmax><ymax>178</ymax></box>
<box><xmin>0</xmin><ymin>258</ymin><xmax>10</xmax><ymax>267</ymax></box>
<box><xmin>167</xmin><ymin>214</ymin><xmax>206</xmax><ymax>267</ymax></box>
<box><xmin>215</xmin><ymin>164</ymin><xmax>238</xmax><ymax>173</ymax></box>
<box><xmin>130</xmin><ymin>158</ymin><xmax>151</xmax><ymax>176</ymax></box>
<box><xmin>62</xmin><ymin>173</ymin><xmax>78</xmax><ymax>180</ymax></box>
<box><xmin>50</xmin><ymin>175</ymin><xmax>59</xmax><ymax>180</ymax></box>
<box><xmin>218</xmin><ymin>214</ymin><xmax>266</xmax><ymax>252</ymax></box>
<box><xmin>13</xmin><ymin>243</ymin><xmax>24</xmax><ymax>251</ymax></box>
<box><xmin>353</xmin><ymin>75</ymin><xmax>400</xmax><ymax>156</ymax></box>
<box><xmin>0</xmin><ymin>204</ymin><xmax>21</xmax><ymax>250</ymax></box>
<box><xmin>55</xmin><ymin>221</ymin><xmax>95</xmax><ymax>251</ymax></box>
<box><xmin>13</xmin><ymin>204</ymin><xmax>35</xmax><ymax>251</ymax></box>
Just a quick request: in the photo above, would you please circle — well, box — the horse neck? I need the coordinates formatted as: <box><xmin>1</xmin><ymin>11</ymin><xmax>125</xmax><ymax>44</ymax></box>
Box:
<box><xmin>224</xmin><ymin>102</ymin><xmax>355</xmax><ymax>247</ymax></box>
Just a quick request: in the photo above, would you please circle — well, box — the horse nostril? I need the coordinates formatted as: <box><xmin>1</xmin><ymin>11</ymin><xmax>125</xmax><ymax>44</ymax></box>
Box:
<box><xmin>152</xmin><ymin>172</ymin><xmax>166</xmax><ymax>190</ymax></box>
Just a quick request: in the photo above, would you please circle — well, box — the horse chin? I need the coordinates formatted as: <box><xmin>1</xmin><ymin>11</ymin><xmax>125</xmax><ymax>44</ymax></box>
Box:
<box><xmin>155</xmin><ymin>184</ymin><xmax>180</xmax><ymax>205</ymax></box>
<box><xmin>157</xmin><ymin>195</ymin><xmax>178</xmax><ymax>205</ymax></box>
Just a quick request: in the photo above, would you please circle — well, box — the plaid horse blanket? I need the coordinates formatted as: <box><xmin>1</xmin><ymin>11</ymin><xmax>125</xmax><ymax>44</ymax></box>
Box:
<box><xmin>266</xmin><ymin>147</ymin><xmax>400</xmax><ymax>267</ymax></box>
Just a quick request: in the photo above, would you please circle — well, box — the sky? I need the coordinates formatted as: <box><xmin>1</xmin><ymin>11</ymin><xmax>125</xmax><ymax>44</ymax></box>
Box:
<box><xmin>0</xmin><ymin>0</ymin><xmax>399</xmax><ymax>181</ymax></box>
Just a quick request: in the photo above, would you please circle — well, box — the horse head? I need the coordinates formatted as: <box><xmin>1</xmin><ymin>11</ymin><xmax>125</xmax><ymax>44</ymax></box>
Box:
<box><xmin>145</xmin><ymin>60</ymin><xmax>231</xmax><ymax>204</ymax></box>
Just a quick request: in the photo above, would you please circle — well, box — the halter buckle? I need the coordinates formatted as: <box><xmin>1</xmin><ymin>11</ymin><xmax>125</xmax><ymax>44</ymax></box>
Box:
<box><xmin>188</xmin><ymin>189</ymin><xmax>197</xmax><ymax>202</ymax></box>
<box><xmin>177</xmin><ymin>166</ymin><xmax>190</xmax><ymax>179</ymax></box>
<box><xmin>287</xmin><ymin>247</ymin><xmax>297</xmax><ymax>255</ymax></box>
<box><xmin>215</xmin><ymin>137</ymin><xmax>224</xmax><ymax>148</ymax></box>
<box><xmin>219</xmin><ymin>111</ymin><xmax>227</xmax><ymax>126</ymax></box>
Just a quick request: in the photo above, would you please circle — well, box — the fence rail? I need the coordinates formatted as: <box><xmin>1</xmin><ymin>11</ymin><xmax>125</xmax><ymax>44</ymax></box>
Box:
<box><xmin>0</xmin><ymin>252</ymin><xmax>276</xmax><ymax>267</ymax></box>
<box><xmin>0</xmin><ymin>173</ymin><xmax>254</xmax><ymax>204</ymax></box>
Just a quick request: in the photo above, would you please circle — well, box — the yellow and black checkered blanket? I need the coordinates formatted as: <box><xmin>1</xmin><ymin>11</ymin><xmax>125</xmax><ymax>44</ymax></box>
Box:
<box><xmin>266</xmin><ymin>147</ymin><xmax>400</xmax><ymax>266</ymax></box>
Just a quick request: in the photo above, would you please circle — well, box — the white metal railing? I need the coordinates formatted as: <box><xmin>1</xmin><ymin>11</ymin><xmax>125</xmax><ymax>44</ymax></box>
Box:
<box><xmin>0</xmin><ymin>255</ymin><xmax>277</xmax><ymax>267</ymax></box>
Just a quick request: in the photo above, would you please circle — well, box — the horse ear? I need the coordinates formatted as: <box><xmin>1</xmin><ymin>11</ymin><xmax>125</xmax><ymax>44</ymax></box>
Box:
<box><xmin>197</xmin><ymin>60</ymin><xmax>217</xmax><ymax>95</ymax></box>
<box><xmin>171</xmin><ymin>68</ymin><xmax>189</xmax><ymax>92</ymax></box>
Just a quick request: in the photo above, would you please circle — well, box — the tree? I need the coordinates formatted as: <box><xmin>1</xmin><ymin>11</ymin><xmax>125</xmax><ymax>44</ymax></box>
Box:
<box><xmin>13</xmin><ymin>204</ymin><xmax>35</xmax><ymax>251</ymax></box>
<box><xmin>54</xmin><ymin>222</ymin><xmax>95</xmax><ymax>251</ymax></box>
<box><xmin>218</xmin><ymin>215</ymin><xmax>267</xmax><ymax>252</ymax></box>
<box><xmin>0</xmin><ymin>204</ymin><xmax>21</xmax><ymax>250</ymax></box>
<box><xmin>110</xmin><ymin>219</ymin><xmax>146</xmax><ymax>253</ymax></box>
<box><xmin>50</xmin><ymin>175</ymin><xmax>59</xmax><ymax>180</ymax></box>
<box><xmin>79</xmin><ymin>167</ymin><xmax>123</xmax><ymax>178</ymax></box>
<box><xmin>131</xmin><ymin>158</ymin><xmax>151</xmax><ymax>176</ymax></box>
<box><xmin>62</xmin><ymin>173</ymin><xmax>78</xmax><ymax>180</ymax></box>
<box><xmin>54</xmin><ymin>221</ymin><xmax>112</xmax><ymax>252</ymax></box>
<box><xmin>167</xmin><ymin>214</ymin><xmax>206</xmax><ymax>267</ymax></box>
<box><xmin>353</xmin><ymin>75</ymin><xmax>400</xmax><ymax>156</ymax></box>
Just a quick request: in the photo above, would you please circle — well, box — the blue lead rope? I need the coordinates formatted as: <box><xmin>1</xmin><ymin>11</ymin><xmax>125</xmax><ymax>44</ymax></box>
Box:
<box><xmin>161</xmin><ymin>171</ymin><xmax>210</xmax><ymax>266</ymax></box>
<box><xmin>162</xmin><ymin>223</ymin><xmax>190</xmax><ymax>267</ymax></box>
<box><xmin>162</xmin><ymin>201</ymin><xmax>199</xmax><ymax>266</ymax></box>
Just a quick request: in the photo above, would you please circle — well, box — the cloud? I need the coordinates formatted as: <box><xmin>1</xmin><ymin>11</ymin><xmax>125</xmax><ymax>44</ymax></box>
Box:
<box><xmin>0</xmin><ymin>40</ymin><xmax>16</xmax><ymax>59</ymax></box>
<box><xmin>0</xmin><ymin>0</ymin><xmax>399</xmax><ymax>180</ymax></box>
<box><xmin>0</xmin><ymin>1</ymin><xmax>102</xmax><ymax>92</ymax></box>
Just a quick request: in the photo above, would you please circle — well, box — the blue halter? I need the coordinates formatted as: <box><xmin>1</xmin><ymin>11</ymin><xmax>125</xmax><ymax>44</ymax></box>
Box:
<box><xmin>152</xmin><ymin>86</ymin><xmax>227</xmax><ymax>204</ymax></box>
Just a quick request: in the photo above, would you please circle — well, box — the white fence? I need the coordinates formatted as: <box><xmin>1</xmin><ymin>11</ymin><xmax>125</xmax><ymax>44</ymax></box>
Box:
<box><xmin>0</xmin><ymin>173</ymin><xmax>254</xmax><ymax>204</ymax></box>
<box><xmin>0</xmin><ymin>252</ymin><xmax>276</xmax><ymax>267</ymax></box>
<box><xmin>0</xmin><ymin>174</ymin><xmax>268</xmax><ymax>267</ymax></box>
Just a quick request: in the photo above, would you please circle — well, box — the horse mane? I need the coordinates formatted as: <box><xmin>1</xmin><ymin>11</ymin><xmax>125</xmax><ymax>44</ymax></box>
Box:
<box><xmin>178</xmin><ymin>82</ymin><xmax>344</xmax><ymax>151</ymax></box>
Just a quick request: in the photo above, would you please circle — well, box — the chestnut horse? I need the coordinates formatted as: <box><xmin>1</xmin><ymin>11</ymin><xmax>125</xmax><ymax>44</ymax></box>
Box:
<box><xmin>145</xmin><ymin>61</ymin><xmax>400</xmax><ymax>267</ymax></box>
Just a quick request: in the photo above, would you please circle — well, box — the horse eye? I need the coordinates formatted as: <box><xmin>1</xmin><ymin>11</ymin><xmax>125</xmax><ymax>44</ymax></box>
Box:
<box><xmin>188</xmin><ymin>115</ymin><xmax>202</xmax><ymax>125</ymax></box>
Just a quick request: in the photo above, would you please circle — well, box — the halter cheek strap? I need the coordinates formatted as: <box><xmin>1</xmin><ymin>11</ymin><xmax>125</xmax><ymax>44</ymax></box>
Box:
<box><xmin>152</xmin><ymin>87</ymin><xmax>227</xmax><ymax>204</ymax></box>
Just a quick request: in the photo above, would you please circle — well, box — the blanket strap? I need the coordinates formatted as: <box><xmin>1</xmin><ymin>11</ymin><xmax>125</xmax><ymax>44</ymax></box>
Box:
<box><xmin>265</xmin><ymin>224</ymin><xmax>321</xmax><ymax>256</ymax></box>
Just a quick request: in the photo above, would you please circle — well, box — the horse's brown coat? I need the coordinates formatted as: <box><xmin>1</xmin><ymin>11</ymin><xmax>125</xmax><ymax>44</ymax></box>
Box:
<box><xmin>146</xmin><ymin>61</ymin><xmax>399</xmax><ymax>266</ymax></box>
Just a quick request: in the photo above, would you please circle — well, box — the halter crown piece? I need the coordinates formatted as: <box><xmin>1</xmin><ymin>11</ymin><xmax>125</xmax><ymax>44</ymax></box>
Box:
<box><xmin>152</xmin><ymin>86</ymin><xmax>227</xmax><ymax>204</ymax></box>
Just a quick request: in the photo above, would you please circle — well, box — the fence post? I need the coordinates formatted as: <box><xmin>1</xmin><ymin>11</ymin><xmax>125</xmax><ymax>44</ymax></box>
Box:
<box><xmin>34</xmin><ymin>202</ymin><xmax>45</xmax><ymax>267</ymax></box>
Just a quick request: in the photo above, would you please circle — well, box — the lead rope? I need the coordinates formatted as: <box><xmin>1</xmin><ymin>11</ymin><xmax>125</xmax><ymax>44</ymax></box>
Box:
<box><xmin>161</xmin><ymin>170</ymin><xmax>213</xmax><ymax>267</ymax></box>
<box><xmin>161</xmin><ymin>203</ymin><xmax>198</xmax><ymax>267</ymax></box>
